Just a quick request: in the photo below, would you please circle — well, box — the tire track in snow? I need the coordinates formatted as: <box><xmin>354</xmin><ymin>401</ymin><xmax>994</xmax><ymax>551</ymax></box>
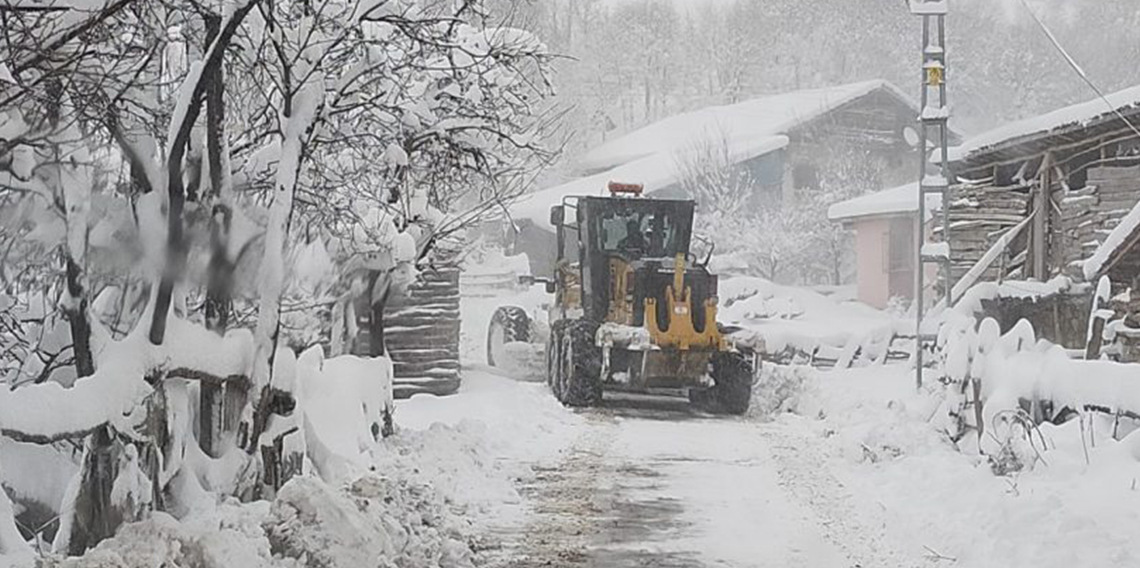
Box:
<box><xmin>758</xmin><ymin>421</ymin><xmax>925</xmax><ymax>568</ymax></box>
<box><xmin>484</xmin><ymin>409</ymin><xmax>704</xmax><ymax>567</ymax></box>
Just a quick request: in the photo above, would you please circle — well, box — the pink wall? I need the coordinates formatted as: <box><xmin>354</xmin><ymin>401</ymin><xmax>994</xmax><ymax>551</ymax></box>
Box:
<box><xmin>850</xmin><ymin>214</ymin><xmax>937</xmax><ymax>310</ymax></box>
<box><xmin>853</xmin><ymin>217</ymin><xmax>893</xmax><ymax>309</ymax></box>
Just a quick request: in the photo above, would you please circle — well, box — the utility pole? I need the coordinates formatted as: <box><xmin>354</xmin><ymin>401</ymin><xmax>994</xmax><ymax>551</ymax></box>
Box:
<box><xmin>909</xmin><ymin>0</ymin><xmax>952</xmax><ymax>389</ymax></box>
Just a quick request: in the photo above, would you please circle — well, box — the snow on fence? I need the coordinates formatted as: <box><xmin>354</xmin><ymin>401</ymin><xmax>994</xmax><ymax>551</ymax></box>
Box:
<box><xmin>0</xmin><ymin>317</ymin><xmax>253</xmax><ymax>444</ymax></box>
<box><xmin>728</xmin><ymin>324</ymin><xmax>908</xmax><ymax>370</ymax></box>
<box><xmin>947</xmin><ymin>275</ymin><xmax>1092</xmax><ymax>350</ymax></box>
<box><xmin>717</xmin><ymin>278</ymin><xmax>907</xmax><ymax>369</ymax></box>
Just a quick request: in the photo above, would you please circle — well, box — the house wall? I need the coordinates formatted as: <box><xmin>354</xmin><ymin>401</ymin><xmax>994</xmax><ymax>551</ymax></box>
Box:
<box><xmin>851</xmin><ymin>213</ymin><xmax>936</xmax><ymax>310</ymax></box>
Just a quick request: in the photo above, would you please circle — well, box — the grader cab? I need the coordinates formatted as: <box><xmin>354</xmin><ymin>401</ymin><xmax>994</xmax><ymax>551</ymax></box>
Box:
<box><xmin>489</xmin><ymin>182</ymin><xmax>754</xmax><ymax>414</ymax></box>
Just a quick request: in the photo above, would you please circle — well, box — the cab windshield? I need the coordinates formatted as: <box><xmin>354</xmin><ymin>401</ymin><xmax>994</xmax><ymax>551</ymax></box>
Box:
<box><xmin>595</xmin><ymin>206</ymin><xmax>687</xmax><ymax>258</ymax></box>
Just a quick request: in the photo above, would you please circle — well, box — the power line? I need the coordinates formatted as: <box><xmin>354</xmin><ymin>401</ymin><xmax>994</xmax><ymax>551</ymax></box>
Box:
<box><xmin>1017</xmin><ymin>0</ymin><xmax>1140</xmax><ymax>141</ymax></box>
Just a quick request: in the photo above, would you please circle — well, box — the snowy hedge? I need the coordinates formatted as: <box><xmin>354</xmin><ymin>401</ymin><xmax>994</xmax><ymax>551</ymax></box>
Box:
<box><xmin>939</xmin><ymin>315</ymin><xmax>1140</xmax><ymax>472</ymax></box>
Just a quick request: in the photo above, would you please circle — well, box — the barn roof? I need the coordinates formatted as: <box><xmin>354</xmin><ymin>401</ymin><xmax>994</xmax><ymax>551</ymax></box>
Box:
<box><xmin>577</xmin><ymin>80</ymin><xmax>917</xmax><ymax>174</ymax></box>
<box><xmin>949</xmin><ymin>84</ymin><xmax>1140</xmax><ymax>171</ymax></box>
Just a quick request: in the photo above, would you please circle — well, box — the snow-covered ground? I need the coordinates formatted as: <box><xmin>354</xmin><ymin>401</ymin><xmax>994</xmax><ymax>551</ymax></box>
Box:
<box><xmin>384</xmin><ymin>274</ymin><xmax>1140</xmax><ymax>567</ymax></box>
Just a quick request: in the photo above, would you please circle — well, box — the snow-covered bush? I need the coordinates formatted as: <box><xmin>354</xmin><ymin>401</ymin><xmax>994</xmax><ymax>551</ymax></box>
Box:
<box><xmin>673</xmin><ymin>132</ymin><xmax>883</xmax><ymax>284</ymax></box>
<box><xmin>750</xmin><ymin>363</ymin><xmax>813</xmax><ymax>420</ymax></box>
<box><xmin>265</xmin><ymin>474</ymin><xmax>474</xmax><ymax>568</ymax></box>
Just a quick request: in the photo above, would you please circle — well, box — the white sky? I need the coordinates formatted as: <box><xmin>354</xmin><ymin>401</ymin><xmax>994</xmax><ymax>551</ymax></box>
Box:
<box><xmin>602</xmin><ymin>0</ymin><xmax>739</xmax><ymax>13</ymax></box>
<box><xmin>600</xmin><ymin>0</ymin><xmax>1070</xmax><ymax>20</ymax></box>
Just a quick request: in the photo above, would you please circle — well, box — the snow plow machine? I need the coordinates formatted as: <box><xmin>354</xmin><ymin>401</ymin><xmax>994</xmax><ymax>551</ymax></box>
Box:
<box><xmin>487</xmin><ymin>182</ymin><xmax>755</xmax><ymax>414</ymax></box>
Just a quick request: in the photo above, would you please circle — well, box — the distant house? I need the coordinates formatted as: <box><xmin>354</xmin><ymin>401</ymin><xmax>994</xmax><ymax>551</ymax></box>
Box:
<box><xmin>511</xmin><ymin>80</ymin><xmax>924</xmax><ymax>277</ymax></box>
<box><xmin>828</xmin><ymin>183</ymin><xmax>941</xmax><ymax>309</ymax></box>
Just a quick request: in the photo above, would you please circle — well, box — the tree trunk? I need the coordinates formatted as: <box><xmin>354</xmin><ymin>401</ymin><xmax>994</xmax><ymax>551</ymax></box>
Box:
<box><xmin>149</xmin><ymin>0</ymin><xmax>261</xmax><ymax>345</ymax></box>
<box><xmin>0</xmin><ymin>457</ymin><xmax>31</xmax><ymax>558</ymax></box>
<box><xmin>201</xmin><ymin>10</ymin><xmax>233</xmax><ymax>458</ymax></box>
<box><xmin>245</xmin><ymin>81</ymin><xmax>323</xmax><ymax>490</ymax></box>
<box><xmin>148</xmin><ymin>146</ymin><xmax>190</xmax><ymax>346</ymax></box>
<box><xmin>55</xmin><ymin>127</ymin><xmax>96</xmax><ymax>379</ymax></box>
<box><xmin>64</xmin><ymin>258</ymin><xmax>95</xmax><ymax>378</ymax></box>
<box><xmin>66</xmin><ymin>426</ymin><xmax>120</xmax><ymax>556</ymax></box>
<box><xmin>368</xmin><ymin>271</ymin><xmax>392</xmax><ymax>357</ymax></box>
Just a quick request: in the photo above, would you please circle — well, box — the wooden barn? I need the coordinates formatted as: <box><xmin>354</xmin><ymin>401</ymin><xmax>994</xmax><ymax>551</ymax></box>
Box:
<box><xmin>946</xmin><ymin>84</ymin><xmax>1140</xmax><ymax>349</ymax></box>
<box><xmin>947</xmin><ymin>84</ymin><xmax>1140</xmax><ymax>285</ymax></box>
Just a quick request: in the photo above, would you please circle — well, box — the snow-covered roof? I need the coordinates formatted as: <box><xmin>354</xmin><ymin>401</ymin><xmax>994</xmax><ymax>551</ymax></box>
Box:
<box><xmin>827</xmin><ymin>182</ymin><xmax>942</xmax><ymax>222</ymax></box>
<box><xmin>949</xmin><ymin>84</ymin><xmax>1140</xmax><ymax>165</ymax></box>
<box><xmin>511</xmin><ymin>135</ymin><xmax>789</xmax><ymax>230</ymax></box>
<box><xmin>578</xmin><ymin>80</ymin><xmax>915</xmax><ymax>173</ymax></box>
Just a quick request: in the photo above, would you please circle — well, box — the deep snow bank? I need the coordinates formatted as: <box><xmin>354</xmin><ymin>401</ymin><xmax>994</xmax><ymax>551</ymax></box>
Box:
<box><xmin>772</xmin><ymin>362</ymin><xmax>1140</xmax><ymax>567</ymax></box>
<box><xmin>38</xmin><ymin>418</ymin><xmax>501</xmax><ymax>568</ymax></box>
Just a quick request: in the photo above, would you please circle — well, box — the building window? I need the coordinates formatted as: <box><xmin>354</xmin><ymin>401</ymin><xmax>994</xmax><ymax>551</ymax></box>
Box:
<box><xmin>889</xmin><ymin>218</ymin><xmax>914</xmax><ymax>273</ymax></box>
<box><xmin>792</xmin><ymin>163</ymin><xmax>820</xmax><ymax>191</ymax></box>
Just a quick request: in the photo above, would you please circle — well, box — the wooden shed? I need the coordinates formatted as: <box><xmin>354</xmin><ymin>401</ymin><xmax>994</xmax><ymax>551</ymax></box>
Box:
<box><xmin>947</xmin><ymin>85</ymin><xmax>1140</xmax><ymax>286</ymax></box>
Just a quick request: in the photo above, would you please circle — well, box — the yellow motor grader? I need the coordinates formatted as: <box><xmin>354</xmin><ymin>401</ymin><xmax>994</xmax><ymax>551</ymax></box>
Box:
<box><xmin>488</xmin><ymin>182</ymin><xmax>754</xmax><ymax>414</ymax></box>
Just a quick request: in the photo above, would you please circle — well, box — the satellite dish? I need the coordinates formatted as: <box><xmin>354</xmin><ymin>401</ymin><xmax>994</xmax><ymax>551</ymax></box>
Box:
<box><xmin>903</xmin><ymin>127</ymin><xmax>920</xmax><ymax>148</ymax></box>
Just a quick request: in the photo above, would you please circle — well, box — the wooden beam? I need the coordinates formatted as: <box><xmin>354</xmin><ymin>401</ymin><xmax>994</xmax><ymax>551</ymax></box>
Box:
<box><xmin>1028</xmin><ymin>154</ymin><xmax>1048</xmax><ymax>279</ymax></box>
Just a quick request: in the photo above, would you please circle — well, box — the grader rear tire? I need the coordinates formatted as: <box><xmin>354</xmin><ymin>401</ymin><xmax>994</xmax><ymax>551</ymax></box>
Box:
<box><xmin>546</xmin><ymin>321</ymin><xmax>566</xmax><ymax>401</ymax></box>
<box><xmin>487</xmin><ymin>306</ymin><xmax>532</xmax><ymax>367</ymax></box>
<box><xmin>559</xmin><ymin>320</ymin><xmax>602</xmax><ymax>408</ymax></box>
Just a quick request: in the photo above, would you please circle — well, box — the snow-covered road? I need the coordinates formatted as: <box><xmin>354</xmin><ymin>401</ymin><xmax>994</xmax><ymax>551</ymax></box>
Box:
<box><xmin>497</xmin><ymin>400</ymin><xmax>853</xmax><ymax>568</ymax></box>
<box><xmin>398</xmin><ymin>369</ymin><xmax>908</xmax><ymax>568</ymax></box>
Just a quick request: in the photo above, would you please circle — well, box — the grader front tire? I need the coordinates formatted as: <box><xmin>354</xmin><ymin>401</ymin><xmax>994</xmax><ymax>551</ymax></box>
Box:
<box><xmin>710</xmin><ymin>352</ymin><xmax>753</xmax><ymax>415</ymax></box>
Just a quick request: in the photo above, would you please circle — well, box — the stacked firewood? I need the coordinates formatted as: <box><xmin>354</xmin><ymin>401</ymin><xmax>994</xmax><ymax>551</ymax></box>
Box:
<box><xmin>1059</xmin><ymin>186</ymin><xmax>1102</xmax><ymax>271</ymax></box>
<box><xmin>1090</xmin><ymin>165</ymin><xmax>1140</xmax><ymax>217</ymax></box>
<box><xmin>385</xmin><ymin>258</ymin><xmax>463</xmax><ymax>398</ymax></box>
<box><xmin>944</xmin><ymin>181</ymin><xmax>1031</xmax><ymax>283</ymax></box>
<box><xmin>1060</xmin><ymin>166</ymin><xmax>1140</xmax><ymax>275</ymax></box>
